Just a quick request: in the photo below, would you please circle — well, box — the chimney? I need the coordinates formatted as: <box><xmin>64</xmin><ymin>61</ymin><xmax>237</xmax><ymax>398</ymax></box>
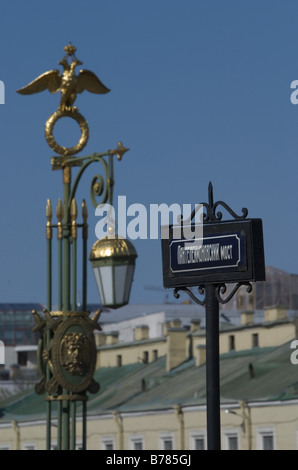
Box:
<box><xmin>190</xmin><ymin>319</ymin><xmax>201</xmax><ymax>332</ymax></box>
<box><xmin>105</xmin><ymin>331</ymin><xmax>119</xmax><ymax>345</ymax></box>
<box><xmin>241</xmin><ymin>311</ymin><xmax>254</xmax><ymax>326</ymax></box>
<box><xmin>170</xmin><ymin>319</ymin><xmax>182</xmax><ymax>328</ymax></box>
<box><xmin>166</xmin><ymin>327</ymin><xmax>187</xmax><ymax>371</ymax></box>
<box><xmin>195</xmin><ymin>345</ymin><xmax>206</xmax><ymax>366</ymax></box>
<box><xmin>264</xmin><ymin>306</ymin><xmax>287</xmax><ymax>323</ymax></box>
<box><xmin>163</xmin><ymin>319</ymin><xmax>182</xmax><ymax>336</ymax></box>
<box><xmin>162</xmin><ymin>321</ymin><xmax>170</xmax><ymax>336</ymax></box>
<box><xmin>94</xmin><ymin>332</ymin><xmax>106</xmax><ymax>347</ymax></box>
<box><xmin>134</xmin><ymin>325</ymin><xmax>149</xmax><ymax>341</ymax></box>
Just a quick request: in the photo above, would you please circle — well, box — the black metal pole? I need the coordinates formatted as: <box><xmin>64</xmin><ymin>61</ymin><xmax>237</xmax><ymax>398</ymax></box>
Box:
<box><xmin>205</xmin><ymin>283</ymin><xmax>221</xmax><ymax>450</ymax></box>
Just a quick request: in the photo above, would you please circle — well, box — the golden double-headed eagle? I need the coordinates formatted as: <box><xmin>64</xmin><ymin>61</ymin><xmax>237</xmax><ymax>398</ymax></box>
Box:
<box><xmin>17</xmin><ymin>44</ymin><xmax>110</xmax><ymax>110</ymax></box>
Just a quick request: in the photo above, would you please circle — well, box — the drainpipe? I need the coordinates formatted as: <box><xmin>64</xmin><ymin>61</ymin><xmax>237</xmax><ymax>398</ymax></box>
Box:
<box><xmin>240</xmin><ymin>401</ymin><xmax>252</xmax><ymax>450</ymax></box>
<box><xmin>174</xmin><ymin>405</ymin><xmax>184</xmax><ymax>450</ymax></box>
<box><xmin>113</xmin><ymin>411</ymin><xmax>123</xmax><ymax>450</ymax></box>
<box><xmin>12</xmin><ymin>421</ymin><xmax>20</xmax><ymax>450</ymax></box>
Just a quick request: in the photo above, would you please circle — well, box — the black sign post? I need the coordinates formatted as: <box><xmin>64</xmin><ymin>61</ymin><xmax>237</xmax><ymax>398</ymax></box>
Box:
<box><xmin>161</xmin><ymin>183</ymin><xmax>265</xmax><ymax>450</ymax></box>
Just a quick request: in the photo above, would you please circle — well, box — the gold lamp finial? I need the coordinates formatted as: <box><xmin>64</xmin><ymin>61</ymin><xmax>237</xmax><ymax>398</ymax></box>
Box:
<box><xmin>56</xmin><ymin>198</ymin><xmax>64</xmax><ymax>239</ymax></box>
<box><xmin>82</xmin><ymin>199</ymin><xmax>88</xmax><ymax>240</ymax></box>
<box><xmin>46</xmin><ymin>199</ymin><xmax>52</xmax><ymax>240</ymax></box>
<box><xmin>70</xmin><ymin>198</ymin><xmax>78</xmax><ymax>239</ymax></box>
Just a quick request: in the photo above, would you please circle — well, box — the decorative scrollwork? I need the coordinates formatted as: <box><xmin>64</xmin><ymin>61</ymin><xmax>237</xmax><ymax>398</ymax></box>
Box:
<box><xmin>203</xmin><ymin>201</ymin><xmax>248</xmax><ymax>224</ymax></box>
<box><xmin>184</xmin><ymin>182</ymin><xmax>248</xmax><ymax>225</ymax></box>
<box><xmin>215</xmin><ymin>282</ymin><xmax>253</xmax><ymax>304</ymax></box>
<box><xmin>90</xmin><ymin>173</ymin><xmax>105</xmax><ymax>206</ymax></box>
<box><xmin>52</xmin><ymin>143</ymin><xmax>128</xmax><ymax>212</ymax></box>
<box><xmin>69</xmin><ymin>154</ymin><xmax>110</xmax><ymax>209</ymax></box>
<box><xmin>174</xmin><ymin>286</ymin><xmax>206</xmax><ymax>306</ymax></box>
<box><xmin>173</xmin><ymin>282</ymin><xmax>253</xmax><ymax>306</ymax></box>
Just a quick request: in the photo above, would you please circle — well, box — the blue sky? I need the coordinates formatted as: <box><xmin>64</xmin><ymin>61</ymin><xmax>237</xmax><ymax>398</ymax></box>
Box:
<box><xmin>0</xmin><ymin>0</ymin><xmax>297</xmax><ymax>306</ymax></box>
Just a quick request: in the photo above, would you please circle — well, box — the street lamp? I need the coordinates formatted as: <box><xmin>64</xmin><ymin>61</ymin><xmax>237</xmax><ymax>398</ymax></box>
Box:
<box><xmin>225</xmin><ymin>408</ymin><xmax>246</xmax><ymax>432</ymax></box>
<box><xmin>90</xmin><ymin>236</ymin><xmax>137</xmax><ymax>309</ymax></box>
<box><xmin>18</xmin><ymin>44</ymin><xmax>136</xmax><ymax>450</ymax></box>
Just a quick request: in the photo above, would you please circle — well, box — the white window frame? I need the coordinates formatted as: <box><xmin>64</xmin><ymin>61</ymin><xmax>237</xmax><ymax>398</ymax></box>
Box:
<box><xmin>189</xmin><ymin>430</ymin><xmax>206</xmax><ymax>450</ymax></box>
<box><xmin>100</xmin><ymin>436</ymin><xmax>116</xmax><ymax>450</ymax></box>
<box><xmin>129</xmin><ymin>434</ymin><xmax>145</xmax><ymax>450</ymax></box>
<box><xmin>222</xmin><ymin>428</ymin><xmax>241</xmax><ymax>450</ymax></box>
<box><xmin>50</xmin><ymin>441</ymin><xmax>82</xmax><ymax>450</ymax></box>
<box><xmin>0</xmin><ymin>445</ymin><xmax>11</xmax><ymax>450</ymax></box>
<box><xmin>256</xmin><ymin>427</ymin><xmax>276</xmax><ymax>450</ymax></box>
<box><xmin>75</xmin><ymin>440</ymin><xmax>83</xmax><ymax>450</ymax></box>
<box><xmin>159</xmin><ymin>432</ymin><xmax>175</xmax><ymax>450</ymax></box>
<box><xmin>23</xmin><ymin>442</ymin><xmax>36</xmax><ymax>450</ymax></box>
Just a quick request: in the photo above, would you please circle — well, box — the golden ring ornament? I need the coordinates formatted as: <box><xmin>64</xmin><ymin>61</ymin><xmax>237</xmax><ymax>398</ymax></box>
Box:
<box><xmin>45</xmin><ymin>108</ymin><xmax>89</xmax><ymax>156</ymax></box>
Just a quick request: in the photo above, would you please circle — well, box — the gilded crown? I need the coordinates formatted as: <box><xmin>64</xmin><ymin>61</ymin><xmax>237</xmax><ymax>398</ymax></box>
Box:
<box><xmin>64</xmin><ymin>43</ymin><xmax>77</xmax><ymax>57</ymax></box>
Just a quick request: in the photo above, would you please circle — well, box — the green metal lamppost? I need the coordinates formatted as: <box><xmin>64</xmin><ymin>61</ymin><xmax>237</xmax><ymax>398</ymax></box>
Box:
<box><xmin>18</xmin><ymin>44</ymin><xmax>137</xmax><ymax>450</ymax></box>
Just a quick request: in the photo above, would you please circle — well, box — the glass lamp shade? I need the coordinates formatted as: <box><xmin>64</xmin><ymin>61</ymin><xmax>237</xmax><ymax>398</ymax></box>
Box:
<box><xmin>89</xmin><ymin>236</ymin><xmax>137</xmax><ymax>308</ymax></box>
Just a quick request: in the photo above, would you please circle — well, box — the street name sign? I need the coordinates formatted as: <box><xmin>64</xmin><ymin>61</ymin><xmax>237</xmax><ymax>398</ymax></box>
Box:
<box><xmin>161</xmin><ymin>219</ymin><xmax>265</xmax><ymax>288</ymax></box>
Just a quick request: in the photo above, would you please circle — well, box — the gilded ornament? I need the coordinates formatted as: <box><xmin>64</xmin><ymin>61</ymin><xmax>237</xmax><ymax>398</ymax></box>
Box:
<box><xmin>50</xmin><ymin>316</ymin><xmax>99</xmax><ymax>393</ymax></box>
<box><xmin>33</xmin><ymin>309</ymin><xmax>101</xmax><ymax>396</ymax></box>
<box><xmin>17</xmin><ymin>44</ymin><xmax>110</xmax><ymax>156</ymax></box>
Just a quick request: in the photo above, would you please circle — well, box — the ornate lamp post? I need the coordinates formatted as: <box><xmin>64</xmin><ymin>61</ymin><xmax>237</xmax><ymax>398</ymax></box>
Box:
<box><xmin>18</xmin><ymin>44</ymin><xmax>136</xmax><ymax>450</ymax></box>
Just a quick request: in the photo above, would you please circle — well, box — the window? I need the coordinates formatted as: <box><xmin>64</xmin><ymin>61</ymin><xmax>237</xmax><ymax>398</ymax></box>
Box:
<box><xmin>223</xmin><ymin>430</ymin><xmax>240</xmax><ymax>450</ymax></box>
<box><xmin>252</xmin><ymin>333</ymin><xmax>259</xmax><ymax>348</ymax></box>
<box><xmin>18</xmin><ymin>351</ymin><xmax>27</xmax><ymax>366</ymax></box>
<box><xmin>159</xmin><ymin>433</ymin><xmax>174</xmax><ymax>450</ymax></box>
<box><xmin>229</xmin><ymin>335</ymin><xmax>235</xmax><ymax>351</ymax></box>
<box><xmin>257</xmin><ymin>428</ymin><xmax>275</xmax><ymax>450</ymax></box>
<box><xmin>3</xmin><ymin>329</ymin><xmax>13</xmax><ymax>345</ymax></box>
<box><xmin>163</xmin><ymin>439</ymin><xmax>173</xmax><ymax>450</ymax></box>
<box><xmin>143</xmin><ymin>351</ymin><xmax>149</xmax><ymax>364</ymax></box>
<box><xmin>263</xmin><ymin>434</ymin><xmax>274</xmax><ymax>450</ymax></box>
<box><xmin>153</xmin><ymin>349</ymin><xmax>158</xmax><ymax>361</ymax></box>
<box><xmin>117</xmin><ymin>355</ymin><xmax>122</xmax><ymax>367</ymax></box>
<box><xmin>101</xmin><ymin>437</ymin><xmax>115</xmax><ymax>450</ymax></box>
<box><xmin>105</xmin><ymin>442</ymin><xmax>114</xmax><ymax>450</ymax></box>
<box><xmin>194</xmin><ymin>437</ymin><xmax>205</xmax><ymax>450</ymax></box>
<box><xmin>23</xmin><ymin>443</ymin><xmax>36</xmax><ymax>450</ymax></box>
<box><xmin>134</xmin><ymin>441</ymin><xmax>143</xmax><ymax>450</ymax></box>
<box><xmin>190</xmin><ymin>431</ymin><xmax>206</xmax><ymax>450</ymax></box>
<box><xmin>227</xmin><ymin>435</ymin><xmax>238</xmax><ymax>450</ymax></box>
<box><xmin>129</xmin><ymin>435</ymin><xmax>144</xmax><ymax>450</ymax></box>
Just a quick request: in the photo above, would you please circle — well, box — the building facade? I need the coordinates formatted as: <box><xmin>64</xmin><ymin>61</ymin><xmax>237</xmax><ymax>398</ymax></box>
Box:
<box><xmin>0</xmin><ymin>303</ymin><xmax>298</xmax><ymax>450</ymax></box>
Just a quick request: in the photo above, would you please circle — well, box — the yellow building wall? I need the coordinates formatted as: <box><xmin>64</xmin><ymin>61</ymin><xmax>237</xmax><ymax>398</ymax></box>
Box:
<box><xmin>1</xmin><ymin>317</ymin><xmax>298</xmax><ymax>450</ymax></box>
<box><xmin>219</xmin><ymin>323</ymin><xmax>295</xmax><ymax>353</ymax></box>
<box><xmin>96</xmin><ymin>340</ymin><xmax>167</xmax><ymax>368</ymax></box>
<box><xmin>192</xmin><ymin>323</ymin><xmax>296</xmax><ymax>356</ymax></box>
<box><xmin>250</xmin><ymin>404</ymin><xmax>298</xmax><ymax>451</ymax></box>
<box><xmin>2</xmin><ymin>402</ymin><xmax>298</xmax><ymax>450</ymax></box>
